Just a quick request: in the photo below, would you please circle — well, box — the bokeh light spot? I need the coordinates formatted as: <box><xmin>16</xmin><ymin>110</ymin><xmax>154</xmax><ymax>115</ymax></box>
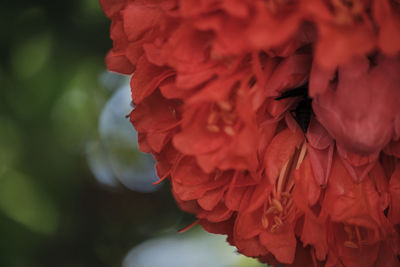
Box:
<box><xmin>0</xmin><ymin>116</ymin><xmax>22</xmax><ymax>175</ymax></box>
<box><xmin>0</xmin><ymin>171</ymin><xmax>58</xmax><ymax>235</ymax></box>
<box><xmin>88</xmin><ymin>84</ymin><xmax>159</xmax><ymax>192</ymax></box>
<box><xmin>11</xmin><ymin>32</ymin><xmax>52</xmax><ymax>79</ymax></box>
<box><xmin>123</xmin><ymin>229</ymin><xmax>265</xmax><ymax>267</ymax></box>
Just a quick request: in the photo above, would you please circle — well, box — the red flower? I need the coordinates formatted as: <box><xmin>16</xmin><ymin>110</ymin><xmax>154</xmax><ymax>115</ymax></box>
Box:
<box><xmin>102</xmin><ymin>0</ymin><xmax>400</xmax><ymax>266</ymax></box>
<box><xmin>373</xmin><ymin>0</ymin><xmax>400</xmax><ymax>55</ymax></box>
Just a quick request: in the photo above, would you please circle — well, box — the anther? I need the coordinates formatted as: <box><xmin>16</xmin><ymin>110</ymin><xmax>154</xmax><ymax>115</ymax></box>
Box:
<box><xmin>224</xmin><ymin>126</ymin><xmax>235</xmax><ymax>136</ymax></box>
<box><xmin>217</xmin><ymin>101</ymin><xmax>232</xmax><ymax>111</ymax></box>
<box><xmin>273</xmin><ymin>216</ymin><xmax>283</xmax><ymax>225</ymax></box>
<box><xmin>344</xmin><ymin>241</ymin><xmax>359</xmax><ymax>249</ymax></box>
<box><xmin>266</xmin><ymin>206</ymin><xmax>277</xmax><ymax>215</ymax></box>
<box><xmin>207</xmin><ymin>124</ymin><xmax>220</xmax><ymax>133</ymax></box>
<box><xmin>207</xmin><ymin>112</ymin><xmax>218</xmax><ymax>125</ymax></box>
<box><xmin>271</xmin><ymin>224</ymin><xmax>280</xmax><ymax>232</ymax></box>
<box><xmin>271</xmin><ymin>199</ymin><xmax>284</xmax><ymax>213</ymax></box>
<box><xmin>214</xmin><ymin>170</ymin><xmax>222</xmax><ymax>180</ymax></box>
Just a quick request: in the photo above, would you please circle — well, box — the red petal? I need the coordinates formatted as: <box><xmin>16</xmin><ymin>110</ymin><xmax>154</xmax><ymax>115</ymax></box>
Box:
<box><xmin>100</xmin><ymin>0</ymin><xmax>127</xmax><ymax>18</ymax></box>
<box><xmin>374</xmin><ymin>241</ymin><xmax>400</xmax><ymax>267</ymax></box>
<box><xmin>234</xmin><ymin>206</ymin><xmax>264</xmax><ymax>240</ymax></box>
<box><xmin>266</xmin><ymin>54</ymin><xmax>312</xmax><ymax>97</ymax></box>
<box><xmin>122</xmin><ymin>3</ymin><xmax>162</xmax><ymax>41</ymax></box>
<box><xmin>315</xmin><ymin>24</ymin><xmax>375</xmax><ymax>68</ymax></box>
<box><xmin>199</xmin><ymin>217</ymin><xmax>234</xmax><ymax>235</ymax></box>
<box><xmin>306</xmin><ymin>118</ymin><xmax>333</xmax><ymax>150</ymax></box>
<box><xmin>332</xmin><ymin>224</ymin><xmax>380</xmax><ymax>267</ymax></box>
<box><xmin>173</xmin><ymin>105</ymin><xmax>227</xmax><ymax>155</ymax></box>
<box><xmin>389</xmin><ymin>163</ymin><xmax>400</xmax><ymax>225</ymax></box>
<box><xmin>236</xmin><ymin>236</ymin><xmax>269</xmax><ymax>258</ymax></box>
<box><xmin>146</xmin><ymin>132</ymin><xmax>168</xmax><ymax>153</ymax></box>
<box><xmin>373</xmin><ymin>0</ymin><xmax>400</xmax><ymax>54</ymax></box>
<box><xmin>307</xmin><ymin>144</ymin><xmax>334</xmax><ymax>187</ymax></box>
<box><xmin>105</xmin><ymin>50</ymin><xmax>135</xmax><ymax>74</ymax></box>
<box><xmin>293</xmin><ymin>156</ymin><xmax>321</xmax><ymax>209</ymax></box>
<box><xmin>197</xmin><ymin>201</ymin><xmax>233</xmax><ymax>222</ymax></box>
<box><xmin>130</xmin><ymin>90</ymin><xmax>179</xmax><ymax>133</ymax></box>
<box><xmin>325</xmin><ymin>156</ymin><xmax>382</xmax><ymax>229</ymax></box>
<box><xmin>300</xmin><ymin>214</ymin><xmax>328</xmax><ymax>261</ymax></box>
<box><xmin>309</xmin><ymin>61</ymin><xmax>336</xmax><ymax>97</ymax></box>
<box><xmin>137</xmin><ymin>132</ymin><xmax>151</xmax><ymax>153</ymax></box>
<box><xmin>384</xmin><ymin>140</ymin><xmax>400</xmax><ymax>158</ymax></box>
<box><xmin>247</xmin><ymin>3</ymin><xmax>303</xmax><ymax>49</ymax></box>
<box><xmin>197</xmin><ymin>187</ymin><xmax>226</xmax><ymax>211</ymax></box>
<box><xmin>264</xmin><ymin>128</ymin><xmax>303</xmax><ymax>185</ymax></box>
<box><xmin>131</xmin><ymin>57</ymin><xmax>175</xmax><ymax>103</ymax></box>
<box><xmin>259</xmin><ymin>224</ymin><xmax>297</xmax><ymax>264</ymax></box>
<box><xmin>313</xmin><ymin>56</ymin><xmax>400</xmax><ymax>154</ymax></box>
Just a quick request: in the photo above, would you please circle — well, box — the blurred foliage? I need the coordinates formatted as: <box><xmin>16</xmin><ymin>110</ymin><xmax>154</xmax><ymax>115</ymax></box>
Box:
<box><xmin>0</xmin><ymin>1</ymin><xmax>194</xmax><ymax>266</ymax></box>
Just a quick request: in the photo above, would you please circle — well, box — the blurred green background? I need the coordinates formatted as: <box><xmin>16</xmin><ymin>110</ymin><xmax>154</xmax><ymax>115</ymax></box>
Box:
<box><xmin>0</xmin><ymin>1</ymin><xmax>265</xmax><ymax>267</ymax></box>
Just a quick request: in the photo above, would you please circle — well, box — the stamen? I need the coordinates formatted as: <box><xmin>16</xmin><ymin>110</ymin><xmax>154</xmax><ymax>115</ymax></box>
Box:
<box><xmin>296</xmin><ymin>142</ymin><xmax>307</xmax><ymax>170</ymax></box>
<box><xmin>271</xmin><ymin>224</ymin><xmax>280</xmax><ymax>232</ymax></box>
<box><xmin>273</xmin><ymin>216</ymin><xmax>283</xmax><ymax>225</ymax></box>
<box><xmin>224</xmin><ymin>126</ymin><xmax>235</xmax><ymax>136</ymax></box>
<box><xmin>207</xmin><ymin>112</ymin><xmax>218</xmax><ymax>125</ymax></box>
<box><xmin>262</xmin><ymin>215</ymin><xmax>269</xmax><ymax>229</ymax></box>
<box><xmin>344</xmin><ymin>241</ymin><xmax>359</xmax><ymax>249</ymax></box>
<box><xmin>217</xmin><ymin>101</ymin><xmax>232</xmax><ymax>111</ymax></box>
<box><xmin>271</xmin><ymin>199</ymin><xmax>284</xmax><ymax>213</ymax></box>
<box><xmin>286</xmin><ymin>197</ymin><xmax>294</xmax><ymax>207</ymax></box>
<box><xmin>178</xmin><ymin>220</ymin><xmax>199</xmax><ymax>233</ymax></box>
<box><xmin>207</xmin><ymin>124</ymin><xmax>220</xmax><ymax>132</ymax></box>
<box><xmin>282</xmin><ymin>201</ymin><xmax>294</xmax><ymax>218</ymax></box>
<box><xmin>266</xmin><ymin>206</ymin><xmax>278</xmax><ymax>215</ymax></box>
<box><xmin>286</xmin><ymin>180</ymin><xmax>295</xmax><ymax>193</ymax></box>
<box><xmin>276</xmin><ymin>160</ymin><xmax>289</xmax><ymax>200</ymax></box>
<box><xmin>355</xmin><ymin>226</ymin><xmax>362</xmax><ymax>246</ymax></box>
<box><xmin>262</xmin><ymin>138</ymin><xmax>308</xmax><ymax>234</ymax></box>
<box><xmin>152</xmin><ymin>171</ymin><xmax>170</xmax><ymax>185</ymax></box>
<box><xmin>343</xmin><ymin>225</ymin><xmax>362</xmax><ymax>249</ymax></box>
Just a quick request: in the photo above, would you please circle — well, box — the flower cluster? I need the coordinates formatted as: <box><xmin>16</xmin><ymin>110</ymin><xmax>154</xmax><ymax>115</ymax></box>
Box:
<box><xmin>101</xmin><ymin>0</ymin><xmax>400</xmax><ymax>266</ymax></box>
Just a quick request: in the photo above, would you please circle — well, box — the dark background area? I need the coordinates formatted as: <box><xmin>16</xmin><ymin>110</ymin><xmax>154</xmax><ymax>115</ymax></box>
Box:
<box><xmin>0</xmin><ymin>1</ymin><xmax>192</xmax><ymax>266</ymax></box>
